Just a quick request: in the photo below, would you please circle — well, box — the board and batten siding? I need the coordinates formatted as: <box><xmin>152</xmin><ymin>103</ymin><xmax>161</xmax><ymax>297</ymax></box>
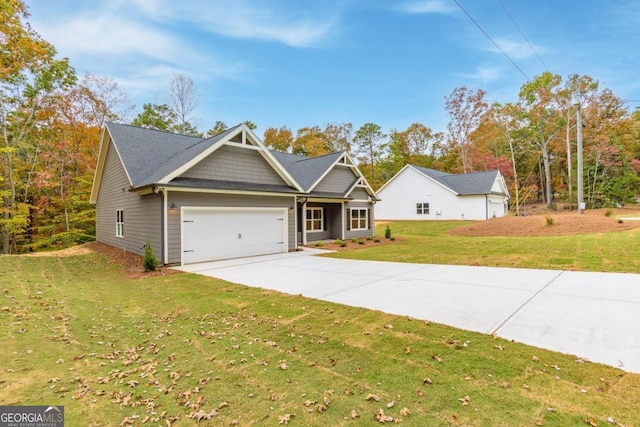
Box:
<box><xmin>180</xmin><ymin>145</ymin><xmax>285</xmax><ymax>186</ymax></box>
<box><xmin>313</xmin><ymin>167</ymin><xmax>356</xmax><ymax>193</ymax></box>
<box><xmin>95</xmin><ymin>140</ymin><xmax>162</xmax><ymax>256</ymax></box>
<box><xmin>166</xmin><ymin>192</ymin><xmax>296</xmax><ymax>265</ymax></box>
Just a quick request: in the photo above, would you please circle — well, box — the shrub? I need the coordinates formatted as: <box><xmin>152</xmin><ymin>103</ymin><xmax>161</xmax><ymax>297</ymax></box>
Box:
<box><xmin>358</xmin><ymin>240</ymin><xmax>365</xmax><ymax>245</ymax></box>
<box><xmin>544</xmin><ymin>216</ymin><xmax>555</xmax><ymax>226</ymax></box>
<box><xmin>142</xmin><ymin>239</ymin><xmax>160</xmax><ymax>272</ymax></box>
<box><xmin>334</xmin><ymin>239</ymin><xmax>344</xmax><ymax>246</ymax></box>
<box><xmin>390</xmin><ymin>237</ymin><xmax>396</xmax><ymax>241</ymax></box>
<box><xmin>351</xmin><ymin>237</ymin><xmax>360</xmax><ymax>244</ymax></box>
<box><xmin>366</xmin><ymin>236</ymin><xmax>374</xmax><ymax>241</ymax></box>
<box><xmin>385</xmin><ymin>225</ymin><xmax>391</xmax><ymax>239</ymax></box>
<box><xmin>605</xmin><ymin>209</ymin><xmax>613</xmax><ymax>217</ymax></box>
<box><xmin>315</xmin><ymin>241</ymin><xmax>325</xmax><ymax>247</ymax></box>
<box><xmin>374</xmin><ymin>239</ymin><xmax>380</xmax><ymax>243</ymax></box>
<box><xmin>340</xmin><ymin>242</ymin><xmax>347</xmax><ymax>247</ymax></box>
<box><xmin>618</xmin><ymin>219</ymin><xmax>624</xmax><ymax>224</ymax></box>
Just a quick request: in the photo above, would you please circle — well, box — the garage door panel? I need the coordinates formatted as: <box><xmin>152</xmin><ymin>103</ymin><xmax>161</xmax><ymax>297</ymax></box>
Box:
<box><xmin>182</xmin><ymin>208</ymin><xmax>287</xmax><ymax>264</ymax></box>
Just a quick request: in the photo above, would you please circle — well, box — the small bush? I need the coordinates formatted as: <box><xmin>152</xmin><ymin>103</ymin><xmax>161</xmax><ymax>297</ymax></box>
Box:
<box><xmin>544</xmin><ymin>216</ymin><xmax>555</xmax><ymax>226</ymax></box>
<box><xmin>351</xmin><ymin>237</ymin><xmax>360</xmax><ymax>244</ymax></box>
<box><xmin>143</xmin><ymin>239</ymin><xmax>160</xmax><ymax>272</ymax></box>
<box><xmin>618</xmin><ymin>219</ymin><xmax>624</xmax><ymax>224</ymax></box>
<box><xmin>334</xmin><ymin>239</ymin><xmax>344</xmax><ymax>246</ymax></box>
<box><xmin>340</xmin><ymin>242</ymin><xmax>347</xmax><ymax>247</ymax></box>
<box><xmin>605</xmin><ymin>209</ymin><xmax>613</xmax><ymax>217</ymax></box>
<box><xmin>314</xmin><ymin>241</ymin><xmax>325</xmax><ymax>247</ymax></box>
<box><xmin>358</xmin><ymin>240</ymin><xmax>365</xmax><ymax>245</ymax></box>
<box><xmin>390</xmin><ymin>237</ymin><xmax>396</xmax><ymax>241</ymax></box>
<box><xmin>385</xmin><ymin>225</ymin><xmax>391</xmax><ymax>239</ymax></box>
<box><xmin>374</xmin><ymin>239</ymin><xmax>380</xmax><ymax>243</ymax></box>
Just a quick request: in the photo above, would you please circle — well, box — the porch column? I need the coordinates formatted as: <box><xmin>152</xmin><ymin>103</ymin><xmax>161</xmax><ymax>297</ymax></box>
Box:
<box><xmin>302</xmin><ymin>203</ymin><xmax>307</xmax><ymax>245</ymax></box>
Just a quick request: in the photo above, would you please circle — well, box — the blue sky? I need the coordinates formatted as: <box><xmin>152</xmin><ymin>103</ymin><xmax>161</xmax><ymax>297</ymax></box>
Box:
<box><xmin>26</xmin><ymin>0</ymin><xmax>640</xmax><ymax>136</ymax></box>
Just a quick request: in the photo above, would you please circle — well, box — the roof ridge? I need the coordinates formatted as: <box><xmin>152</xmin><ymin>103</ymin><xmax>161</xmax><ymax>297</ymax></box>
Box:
<box><xmin>107</xmin><ymin>121</ymin><xmax>205</xmax><ymax>140</ymax></box>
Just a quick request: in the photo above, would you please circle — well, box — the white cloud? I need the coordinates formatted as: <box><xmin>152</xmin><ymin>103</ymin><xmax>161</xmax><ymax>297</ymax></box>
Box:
<box><xmin>398</xmin><ymin>1</ymin><xmax>456</xmax><ymax>15</ymax></box>
<box><xmin>486</xmin><ymin>37</ymin><xmax>547</xmax><ymax>61</ymax></box>
<box><xmin>130</xmin><ymin>0</ymin><xmax>338</xmax><ymax>48</ymax></box>
<box><xmin>458</xmin><ymin>66</ymin><xmax>503</xmax><ymax>83</ymax></box>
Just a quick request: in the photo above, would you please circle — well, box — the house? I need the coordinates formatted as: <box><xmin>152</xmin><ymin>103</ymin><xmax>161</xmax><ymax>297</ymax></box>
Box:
<box><xmin>90</xmin><ymin>122</ymin><xmax>377</xmax><ymax>265</ymax></box>
<box><xmin>376</xmin><ymin>165</ymin><xmax>509</xmax><ymax>221</ymax></box>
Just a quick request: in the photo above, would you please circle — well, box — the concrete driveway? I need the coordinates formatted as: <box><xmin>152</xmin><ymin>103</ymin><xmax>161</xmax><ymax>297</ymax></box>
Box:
<box><xmin>177</xmin><ymin>249</ymin><xmax>640</xmax><ymax>373</ymax></box>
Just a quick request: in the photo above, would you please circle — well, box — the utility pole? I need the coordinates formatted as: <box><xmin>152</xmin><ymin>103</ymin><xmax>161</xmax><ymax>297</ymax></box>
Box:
<box><xmin>576</xmin><ymin>101</ymin><xmax>584</xmax><ymax>214</ymax></box>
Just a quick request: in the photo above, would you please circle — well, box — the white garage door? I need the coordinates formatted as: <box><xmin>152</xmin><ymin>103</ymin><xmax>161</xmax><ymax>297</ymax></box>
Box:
<box><xmin>182</xmin><ymin>207</ymin><xmax>287</xmax><ymax>264</ymax></box>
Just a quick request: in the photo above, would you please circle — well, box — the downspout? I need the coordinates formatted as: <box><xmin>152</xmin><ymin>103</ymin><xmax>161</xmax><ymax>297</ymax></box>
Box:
<box><xmin>154</xmin><ymin>186</ymin><xmax>168</xmax><ymax>265</ymax></box>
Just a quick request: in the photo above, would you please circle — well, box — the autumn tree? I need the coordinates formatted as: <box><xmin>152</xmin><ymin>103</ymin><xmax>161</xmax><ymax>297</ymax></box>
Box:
<box><xmin>263</xmin><ymin>126</ymin><xmax>293</xmax><ymax>152</ymax></box>
<box><xmin>323</xmin><ymin>122</ymin><xmax>353</xmax><ymax>154</ymax></box>
<box><xmin>445</xmin><ymin>86</ymin><xmax>487</xmax><ymax>173</ymax></box>
<box><xmin>1</xmin><ymin>0</ymin><xmax>76</xmax><ymax>253</ymax></box>
<box><xmin>293</xmin><ymin>126</ymin><xmax>331</xmax><ymax>156</ymax></box>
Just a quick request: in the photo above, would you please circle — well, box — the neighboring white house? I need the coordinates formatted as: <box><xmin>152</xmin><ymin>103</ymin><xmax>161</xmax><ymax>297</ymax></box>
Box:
<box><xmin>376</xmin><ymin>165</ymin><xmax>510</xmax><ymax>221</ymax></box>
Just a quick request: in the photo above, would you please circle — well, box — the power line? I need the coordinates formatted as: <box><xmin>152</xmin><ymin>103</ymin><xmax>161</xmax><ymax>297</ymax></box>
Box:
<box><xmin>453</xmin><ymin>0</ymin><xmax>531</xmax><ymax>81</ymax></box>
<box><xmin>496</xmin><ymin>0</ymin><xmax>550</xmax><ymax>72</ymax></box>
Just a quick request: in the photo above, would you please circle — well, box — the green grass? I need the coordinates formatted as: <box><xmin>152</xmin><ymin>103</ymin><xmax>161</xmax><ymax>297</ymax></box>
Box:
<box><xmin>326</xmin><ymin>221</ymin><xmax>640</xmax><ymax>273</ymax></box>
<box><xmin>1</xmin><ymin>253</ymin><xmax>639</xmax><ymax>426</ymax></box>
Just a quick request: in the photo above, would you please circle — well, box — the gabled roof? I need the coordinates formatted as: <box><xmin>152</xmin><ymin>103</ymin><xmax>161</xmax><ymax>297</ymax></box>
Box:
<box><xmin>413</xmin><ymin>166</ymin><xmax>503</xmax><ymax>196</ymax></box>
<box><xmin>271</xmin><ymin>150</ymin><xmax>378</xmax><ymax>200</ymax></box>
<box><xmin>270</xmin><ymin>151</ymin><xmax>344</xmax><ymax>191</ymax></box>
<box><xmin>90</xmin><ymin>122</ymin><xmax>302</xmax><ymax>203</ymax></box>
<box><xmin>378</xmin><ymin>164</ymin><xmax>508</xmax><ymax>197</ymax></box>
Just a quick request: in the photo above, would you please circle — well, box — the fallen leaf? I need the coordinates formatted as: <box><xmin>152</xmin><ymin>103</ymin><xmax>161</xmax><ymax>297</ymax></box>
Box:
<box><xmin>374</xmin><ymin>409</ymin><xmax>394</xmax><ymax>423</ymax></box>
<box><xmin>458</xmin><ymin>395</ymin><xmax>470</xmax><ymax>406</ymax></box>
<box><xmin>386</xmin><ymin>400</ymin><xmax>395</xmax><ymax>408</ymax></box>
<box><xmin>431</xmin><ymin>354</ymin><xmax>442</xmax><ymax>363</ymax></box>
<box><xmin>316</xmin><ymin>404</ymin><xmax>327</xmax><ymax>413</ymax></box>
<box><xmin>350</xmin><ymin>409</ymin><xmax>360</xmax><ymax>419</ymax></box>
<box><xmin>532</xmin><ymin>356</ymin><xmax>539</xmax><ymax>362</ymax></box>
<box><xmin>423</xmin><ymin>377</ymin><xmax>433</xmax><ymax>384</ymax></box>
<box><xmin>279</xmin><ymin>361</ymin><xmax>289</xmax><ymax>370</ymax></box>
<box><xmin>365</xmin><ymin>393</ymin><xmax>380</xmax><ymax>402</ymax></box>
<box><xmin>405</xmin><ymin>347</ymin><xmax>411</xmax><ymax>354</ymax></box>
<box><xmin>278</xmin><ymin>414</ymin><xmax>294</xmax><ymax>424</ymax></box>
<box><xmin>400</xmin><ymin>407</ymin><xmax>411</xmax><ymax>416</ymax></box>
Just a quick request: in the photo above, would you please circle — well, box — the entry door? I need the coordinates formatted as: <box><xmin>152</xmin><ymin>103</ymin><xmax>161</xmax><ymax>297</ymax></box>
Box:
<box><xmin>182</xmin><ymin>207</ymin><xmax>287</xmax><ymax>264</ymax></box>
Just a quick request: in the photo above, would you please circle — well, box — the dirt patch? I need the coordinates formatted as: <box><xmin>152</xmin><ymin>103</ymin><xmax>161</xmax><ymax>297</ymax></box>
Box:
<box><xmin>448</xmin><ymin>207</ymin><xmax>640</xmax><ymax>237</ymax></box>
<box><xmin>20</xmin><ymin>242</ymin><xmax>180</xmax><ymax>279</ymax></box>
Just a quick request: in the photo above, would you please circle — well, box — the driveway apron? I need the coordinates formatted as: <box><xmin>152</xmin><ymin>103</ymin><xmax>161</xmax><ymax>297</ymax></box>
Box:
<box><xmin>177</xmin><ymin>250</ymin><xmax>640</xmax><ymax>373</ymax></box>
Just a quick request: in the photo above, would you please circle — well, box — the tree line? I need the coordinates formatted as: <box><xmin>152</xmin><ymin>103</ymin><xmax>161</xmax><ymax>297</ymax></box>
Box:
<box><xmin>2</xmin><ymin>0</ymin><xmax>639</xmax><ymax>253</ymax></box>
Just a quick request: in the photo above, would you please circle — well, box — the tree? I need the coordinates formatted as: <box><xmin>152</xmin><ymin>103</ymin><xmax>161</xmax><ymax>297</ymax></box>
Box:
<box><xmin>518</xmin><ymin>72</ymin><xmax>566</xmax><ymax>207</ymax></box>
<box><xmin>293</xmin><ymin>126</ymin><xmax>331</xmax><ymax>156</ymax></box>
<box><xmin>354</xmin><ymin>123</ymin><xmax>386</xmax><ymax>187</ymax></box>
<box><xmin>166</xmin><ymin>73</ymin><xmax>199</xmax><ymax>135</ymax></box>
<box><xmin>1</xmin><ymin>0</ymin><xmax>77</xmax><ymax>253</ymax></box>
<box><xmin>323</xmin><ymin>122</ymin><xmax>353</xmax><ymax>153</ymax></box>
<box><xmin>131</xmin><ymin>103</ymin><xmax>178</xmax><ymax>132</ymax></box>
<box><xmin>206</xmin><ymin>120</ymin><xmax>228</xmax><ymax>137</ymax></box>
<box><xmin>263</xmin><ymin>126</ymin><xmax>293</xmax><ymax>152</ymax></box>
<box><xmin>445</xmin><ymin>86</ymin><xmax>487</xmax><ymax>173</ymax></box>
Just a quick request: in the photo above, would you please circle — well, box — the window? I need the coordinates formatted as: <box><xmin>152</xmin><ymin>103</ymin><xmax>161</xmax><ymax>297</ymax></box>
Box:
<box><xmin>306</xmin><ymin>207</ymin><xmax>323</xmax><ymax>232</ymax></box>
<box><xmin>350</xmin><ymin>208</ymin><xmax>368</xmax><ymax>230</ymax></box>
<box><xmin>116</xmin><ymin>209</ymin><xmax>124</xmax><ymax>237</ymax></box>
<box><xmin>416</xmin><ymin>202</ymin><xmax>429</xmax><ymax>215</ymax></box>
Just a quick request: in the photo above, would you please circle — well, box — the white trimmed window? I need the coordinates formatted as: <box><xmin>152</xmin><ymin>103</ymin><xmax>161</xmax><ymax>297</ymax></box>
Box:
<box><xmin>116</xmin><ymin>209</ymin><xmax>124</xmax><ymax>237</ymax></box>
<box><xmin>306</xmin><ymin>207</ymin><xmax>323</xmax><ymax>232</ymax></box>
<box><xmin>416</xmin><ymin>202</ymin><xmax>429</xmax><ymax>215</ymax></box>
<box><xmin>350</xmin><ymin>208</ymin><xmax>368</xmax><ymax>230</ymax></box>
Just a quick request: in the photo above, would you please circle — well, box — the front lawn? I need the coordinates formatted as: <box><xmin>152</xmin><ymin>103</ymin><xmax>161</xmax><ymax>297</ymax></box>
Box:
<box><xmin>1</xmin><ymin>252</ymin><xmax>639</xmax><ymax>426</ymax></box>
<box><xmin>326</xmin><ymin>220</ymin><xmax>640</xmax><ymax>273</ymax></box>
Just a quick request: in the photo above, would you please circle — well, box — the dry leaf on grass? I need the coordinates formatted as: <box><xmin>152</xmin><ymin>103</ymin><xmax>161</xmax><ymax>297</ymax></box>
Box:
<box><xmin>278</xmin><ymin>413</ymin><xmax>294</xmax><ymax>424</ymax></box>
<box><xmin>365</xmin><ymin>393</ymin><xmax>380</xmax><ymax>402</ymax></box>
<box><xmin>374</xmin><ymin>409</ymin><xmax>394</xmax><ymax>423</ymax></box>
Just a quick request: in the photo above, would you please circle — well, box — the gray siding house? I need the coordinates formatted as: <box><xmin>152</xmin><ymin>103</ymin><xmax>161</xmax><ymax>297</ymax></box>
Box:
<box><xmin>90</xmin><ymin>123</ymin><xmax>378</xmax><ymax>265</ymax></box>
